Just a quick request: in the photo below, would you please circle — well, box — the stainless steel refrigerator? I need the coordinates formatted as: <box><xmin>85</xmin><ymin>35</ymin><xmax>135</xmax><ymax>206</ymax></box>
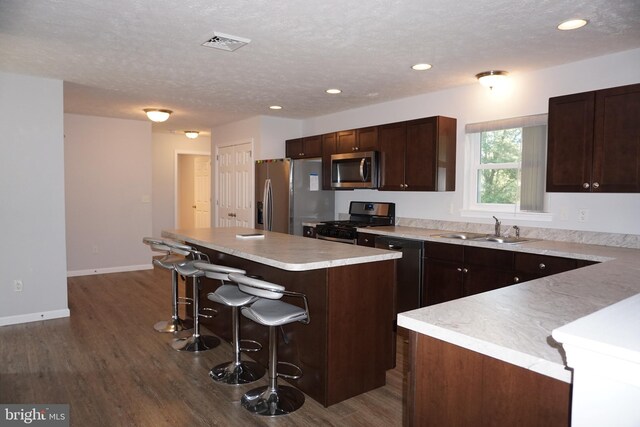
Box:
<box><xmin>255</xmin><ymin>158</ymin><xmax>334</xmax><ymax>235</ymax></box>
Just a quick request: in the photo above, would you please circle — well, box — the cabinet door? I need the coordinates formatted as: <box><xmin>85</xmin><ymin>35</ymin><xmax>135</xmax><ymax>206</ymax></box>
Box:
<box><xmin>546</xmin><ymin>91</ymin><xmax>596</xmax><ymax>192</ymax></box>
<box><xmin>593</xmin><ymin>83</ymin><xmax>640</xmax><ymax>192</ymax></box>
<box><xmin>336</xmin><ymin>130</ymin><xmax>356</xmax><ymax>153</ymax></box>
<box><xmin>423</xmin><ymin>259</ymin><xmax>464</xmax><ymax>306</ymax></box>
<box><xmin>405</xmin><ymin>117</ymin><xmax>437</xmax><ymax>191</ymax></box>
<box><xmin>322</xmin><ymin>133</ymin><xmax>336</xmax><ymax>190</ymax></box>
<box><xmin>464</xmin><ymin>265</ymin><xmax>516</xmax><ymax>296</ymax></box>
<box><xmin>286</xmin><ymin>138</ymin><xmax>304</xmax><ymax>159</ymax></box>
<box><xmin>378</xmin><ymin>122</ymin><xmax>407</xmax><ymax>191</ymax></box>
<box><xmin>302</xmin><ymin>135</ymin><xmax>323</xmax><ymax>158</ymax></box>
<box><xmin>357</xmin><ymin>126</ymin><xmax>379</xmax><ymax>151</ymax></box>
<box><xmin>464</xmin><ymin>246</ymin><xmax>515</xmax><ymax>296</ymax></box>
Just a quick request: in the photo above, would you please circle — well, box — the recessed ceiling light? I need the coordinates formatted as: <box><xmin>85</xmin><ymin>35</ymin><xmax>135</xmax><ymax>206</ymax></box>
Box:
<box><xmin>557</xmin><ymin>19</ymin><xmax>588</xmax><ymax>30</ymax></box>
<box><xmin>269</xmin><ymin>105</ymin><xmax>282</xmax><ymax>110</ymax></box>
<box><xmin>411</xmin><ymin>63</ymin><xmax>432</xmax><ymax>71</ymax></box>
<box><xmin>326</xmin><ymin>88</ymin><xmax>342</xmax><ymax>94</ymax></box>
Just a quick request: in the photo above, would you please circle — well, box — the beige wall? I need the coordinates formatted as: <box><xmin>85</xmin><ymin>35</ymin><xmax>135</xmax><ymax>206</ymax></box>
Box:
<box><xmin>64</xmin><ymin>114</ymin><xmax>152</xmax><ymax>274</ymax></box>
<box><xmin>0</xmin><ymin>72</ymin><xmax>68</xmax><ymax>325</ymax></box>
<box><xmin>151</xmin><ymin>132</ymin><xmax>210</xmax><ymax>237</ymax></box>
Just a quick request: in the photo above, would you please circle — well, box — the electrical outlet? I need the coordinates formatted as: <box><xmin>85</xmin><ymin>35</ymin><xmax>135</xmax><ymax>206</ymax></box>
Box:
<box><xmin>578</xmin><ymin>209</ymin><xmax>589</xmax><ymax>222</ymax></box>
<box><xmin>559</xmin><ymin>207</ymin><xmax>569</xmax><ymax>220</ymax></box>
<box><xmin>92</xmin><ymin>245</ymin><xmax>99</xmax><ymax>254</ymax></box>
<box><xmin>14</xmin><ymin>280</ymin><xmax>23</xmax><ymax>292</ymax></box>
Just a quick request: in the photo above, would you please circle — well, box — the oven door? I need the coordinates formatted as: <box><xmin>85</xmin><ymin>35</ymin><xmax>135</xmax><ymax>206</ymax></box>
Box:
<box><xmin>316</xmin><ymin>234</ymin><xmax>357</xmax><ymax>245</ymax></box>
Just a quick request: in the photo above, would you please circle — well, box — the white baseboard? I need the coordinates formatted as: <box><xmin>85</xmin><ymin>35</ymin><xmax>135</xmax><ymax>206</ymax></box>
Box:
<box><xmin>67</xmin><ymin>264</ymin><xmax>153</xmax><ymax>277</ymax></box>
<box><xmin>0</xmin><ymin>308</ymin><xmax>71</xmax><ymax>327</ymax></box>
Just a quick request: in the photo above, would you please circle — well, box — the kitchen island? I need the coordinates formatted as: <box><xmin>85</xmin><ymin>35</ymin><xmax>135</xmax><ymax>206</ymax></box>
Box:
<box><xmin>365</xmin><ymin>225</ymin><xmax>640</xmax><ymax>426</ymax></box>
<box><xmin>162</xmin><ymin>227</ymin><xmax>401</xmax><ymax>407</ymax></box>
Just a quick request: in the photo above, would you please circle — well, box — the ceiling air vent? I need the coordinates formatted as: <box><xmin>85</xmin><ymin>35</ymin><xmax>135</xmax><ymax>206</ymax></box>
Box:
<box><xmin>201</xmin><ymin>32</ymin><xmax>251</xmax><ymax>52</ymax></box>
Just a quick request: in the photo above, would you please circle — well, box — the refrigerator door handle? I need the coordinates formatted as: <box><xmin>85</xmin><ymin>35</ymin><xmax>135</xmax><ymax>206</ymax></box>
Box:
<box><xmin>263</xmin><ymin>178</ymin><xmax>273</xmax><ymax>231</ymax></box>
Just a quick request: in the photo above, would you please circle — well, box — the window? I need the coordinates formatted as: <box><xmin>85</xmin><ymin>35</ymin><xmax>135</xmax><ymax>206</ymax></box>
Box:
<box><xmin>465</xmin><ymin>114</ymin><xmax>548</xmax><ymax>215</ymax></box>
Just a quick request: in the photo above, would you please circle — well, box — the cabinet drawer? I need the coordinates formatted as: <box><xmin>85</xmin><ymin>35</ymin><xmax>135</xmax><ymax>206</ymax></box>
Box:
<box><xmin>514</xmin><ymin>253</ymin><xmax>576</xmax><ymax>277</ymax></box>
<box><xmin>465</xmin><ymin>246</ymin><xmax>514</xmax><ymax>269</ymax></box>
<box><xmin>357</xmin><ymin>232</ymin><xmax>376</xmax><ymax>247</ymax></box>
<box><xmin>425</xmin><ymin>241</ymin><xmax>463</xmax><ymax>263</ymax></box>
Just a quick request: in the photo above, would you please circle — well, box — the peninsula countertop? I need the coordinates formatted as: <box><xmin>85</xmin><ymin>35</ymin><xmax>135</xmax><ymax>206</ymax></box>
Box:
<box><xmin>364</xmin><ymin>225</ymin><xmax>640</xmax><ymax>384</ymax></box>
<box><xmin>162</xmin><ymin>227</ymin><xmax>401</xmax><ymax>272</ymax></box>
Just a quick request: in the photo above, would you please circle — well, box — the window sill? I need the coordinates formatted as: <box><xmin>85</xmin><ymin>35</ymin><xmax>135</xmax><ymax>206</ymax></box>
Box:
<box><xmin>460</xmin><ymin>209</ymin><xmax>553</xmax><ymax>222</ymax></box>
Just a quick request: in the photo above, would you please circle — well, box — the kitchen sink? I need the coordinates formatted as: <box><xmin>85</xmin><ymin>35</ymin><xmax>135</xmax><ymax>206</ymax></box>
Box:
<box><xmin>435</xmin><ymin>232</ymin><xmax>488</xmax><ymax>240</ymax></box>
<box><xmin>473</xmin><ymin>236</ymin><xmax>533</xmax><ymax>244</ymax></box>
<box><xmin>435</xmin><ymin>232</ymin><xmax>535</xmax><ymax>244</ymax></box>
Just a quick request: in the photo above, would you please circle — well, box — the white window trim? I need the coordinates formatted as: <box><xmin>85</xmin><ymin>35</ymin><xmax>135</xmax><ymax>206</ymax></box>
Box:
<box><xmin>463</xmin><ymin>118</ymin><xmax>553</xmax><ymax>222</ymax></box>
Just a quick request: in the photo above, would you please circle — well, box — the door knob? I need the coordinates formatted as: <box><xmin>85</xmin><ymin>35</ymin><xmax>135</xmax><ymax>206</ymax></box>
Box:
<box><xmin>192</xmin><ymin>205</ymin><xmax>197</xmax><ymax>208</ymax></box>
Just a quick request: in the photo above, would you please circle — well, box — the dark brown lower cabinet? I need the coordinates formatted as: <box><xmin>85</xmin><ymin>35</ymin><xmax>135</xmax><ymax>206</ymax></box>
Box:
<box><xmin>423</xmin><ymin>242</ymin><xmax>515</xmax><ymax>306</ymax></box>
<box><xmin>406</xmin><ymin>333</ymin><xmax>571</xmax><ymax>427</ymax></box>
<box><xmin>189</xmin><ymin>244</ymin><xmax>395</xmax><ymax>407</ymax></box>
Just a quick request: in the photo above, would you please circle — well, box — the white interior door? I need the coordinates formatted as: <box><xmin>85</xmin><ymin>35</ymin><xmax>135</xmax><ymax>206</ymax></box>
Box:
<box><xmin>216</xmin><ymin>142</ymin><xmax>253</xmax><ymax>228</ymax></box>
<box><xmin>194</xmin><ymin>156</ymin><xmax>211</xmax><ymax>228</ymax></box>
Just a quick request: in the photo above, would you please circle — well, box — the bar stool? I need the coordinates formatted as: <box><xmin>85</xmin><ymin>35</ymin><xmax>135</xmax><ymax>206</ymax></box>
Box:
<box><xmin>228</xmin><ymin>273</ymin><xmax>310</xmax><ymax>416</ymax></box>
<box><xmin>193</xmin><ymin>262</ymin><xmax>266</xmax><ymax>385</ymax></box>
<box><xmin>171</xmin><ymin>255</ymin><xmax>221</xmax><ymax>352</ymax></box>
<box><xmin>142</xmin><ymin>237</ymin><xmax>193</xmax><ymax>334</ymax></box>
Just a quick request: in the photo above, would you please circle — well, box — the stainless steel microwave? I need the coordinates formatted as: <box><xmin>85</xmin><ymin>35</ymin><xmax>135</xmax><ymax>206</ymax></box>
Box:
<box><xmin>330</xmin><ymin>151</ymin><xmax>379</xmax><ymax>189</ymax></box>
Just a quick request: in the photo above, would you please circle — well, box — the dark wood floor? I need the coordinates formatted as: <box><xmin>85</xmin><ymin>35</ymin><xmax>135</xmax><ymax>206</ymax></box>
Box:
<box><xmin>1</xmin><ymin>266</ymin><xmax>407</xmax><ymax>426</ymax></box>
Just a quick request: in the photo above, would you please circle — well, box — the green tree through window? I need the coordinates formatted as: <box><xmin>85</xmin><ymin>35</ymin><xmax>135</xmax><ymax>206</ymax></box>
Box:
<box><xmin>478</xmin><ymin>128</ymin><xmax>522</xmax><ymax>204</ymax></box>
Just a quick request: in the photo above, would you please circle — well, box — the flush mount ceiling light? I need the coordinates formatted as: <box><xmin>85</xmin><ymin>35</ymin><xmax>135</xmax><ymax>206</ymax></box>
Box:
<box><xmin>184</xmin><ymin>131</ymin><xmax>199</xmax><ymax>139</ymax></box>
<box><xmin>269</xmin><ymin>105</ymin><xmax>283</xmax><ymax>110</ymax></box>
<box><xmin>202</xmin><ymin>32</ymin><xmax>251</xmax><ymax>52</ymax></box>
<box><xmin>475</xmin><ymin>70</ymin><xmax>509</xmax><ymax>90</ymax></box>
<box><xmin>557</xmin><ymin>19</ymin><xmax>588</xmax><ymax>30</ymax></box>
<box><xmin>144</xmin><ymin>109</ymin><xmax>172</xmax><ymax>122</ymax></box>
<box><xmin>326</xmin><ymin>88</ymin><xmax>342</xmax><ymax>94</ymax></box>
<box><xmin>411</xmin><ymin>63</ymin><xmax>432</xmax><ymax>71</ymax></box>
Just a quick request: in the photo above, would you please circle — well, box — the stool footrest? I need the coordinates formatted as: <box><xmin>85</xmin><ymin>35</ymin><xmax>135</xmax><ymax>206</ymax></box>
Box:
<box><xmin>277</xmin><ymin>361</ymin><xmax>303</xmax><ymax>380</ymax></box>
<box><xmin>239</xmin><ymin>339</ymin><xmax>262</xmax><ymax>353</ymax></box>
<box><xmin>198</xmin><ymin>307</ymin><xmax>217</xmax><ymax>319</ymax></box>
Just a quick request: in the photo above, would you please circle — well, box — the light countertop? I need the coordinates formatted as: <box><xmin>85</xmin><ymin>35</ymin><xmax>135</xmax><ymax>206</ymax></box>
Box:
<box><xmin>370</xmin><ymin>225</ymin><xmax>640</xmax><ymax>383</ymax></box>
<box><xmin>162</xmin><ymin>227</ymin><xmax>400</xmax><ymax>272</ymax></box>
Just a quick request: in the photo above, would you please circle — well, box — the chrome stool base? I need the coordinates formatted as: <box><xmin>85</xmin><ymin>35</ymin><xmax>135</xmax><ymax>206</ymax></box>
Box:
<box><xmin>241</xmin><ymin>385</ymin><xmax>305</xmax><ymax>416</ymax></box>
<box><xmin>153</xmin><ymin>317</ymin><xmax>193</xmax><ymax>334</ymax></box>
<box><xmin>171</xmin><ymin>335</ymin><xmax>220</xmax><ymax>352</ymax></box>
<box><xmin>210</xmin><ymin>360</ymin><xmax>266</xmax><ymax>385</ymax></box>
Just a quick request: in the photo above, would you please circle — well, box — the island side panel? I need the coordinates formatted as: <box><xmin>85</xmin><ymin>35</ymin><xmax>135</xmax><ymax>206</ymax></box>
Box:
<box><xmin>326</xmin><ymin>259</ymin><xmax>396</xmax><ymax>406</ymax></box>
<box><xmin>407</xmin><ymin>333</ymin><xmax>571</xmax><ymax>427</ymax></box>
<box><xmin>192</xmin><ymin>246</ymin><xmax>331</xmax><ymax>406</ymax></box>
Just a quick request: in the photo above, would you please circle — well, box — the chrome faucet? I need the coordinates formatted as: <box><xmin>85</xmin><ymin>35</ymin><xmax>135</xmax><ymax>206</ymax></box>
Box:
<box><xmin>492</xmin><ymin>216</ymin><xmax>501</xmax><ymax>237</ymax></box>
<box><xmin>512</xmin><ymin>225</ymin><xmax>520</xmax><ymax>238</ymax></box>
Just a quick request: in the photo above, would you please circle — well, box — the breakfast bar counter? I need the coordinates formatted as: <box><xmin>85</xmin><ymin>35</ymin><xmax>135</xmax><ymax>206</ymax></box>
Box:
<box><xmin>162</xmin><ymin>227</ymin><xmax>401</xmax><ymax>407</ymax></box>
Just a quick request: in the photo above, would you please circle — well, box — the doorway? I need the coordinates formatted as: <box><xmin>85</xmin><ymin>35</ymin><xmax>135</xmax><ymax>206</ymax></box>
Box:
<box><xmin>176</xmin><ymin>153</ymin><xmax>211</xmax><ymax>229</ymax></box>
<box><xmin>215</xmin><ymin>141</ymin><xmax>253</xmax><ymax>228</ymax></box>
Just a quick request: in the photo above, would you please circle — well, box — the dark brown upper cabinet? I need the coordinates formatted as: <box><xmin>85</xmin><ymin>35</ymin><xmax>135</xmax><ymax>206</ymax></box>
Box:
<box><xmin>321</xmin><ymin>132</ymin><xmax>336</xmax><ymax>190</ymax></box>
<box><xmin>379</xmin><ymin>116</ymin><xmax>456</xmax><ymax>191</ymax></box>
<box><xmin>286</xmin><ymin>135</ymin><xmax>323</xmax><ymax>159</ymax></box>
<box><xmin>335</xmin><ymin>127</ymin><xmax>378</xmax><ymax>153</ymax></box>
<box><xmin>546</xmin><ymin>83</ymin><xmax>640</xmax><ymax>193</ymax></box>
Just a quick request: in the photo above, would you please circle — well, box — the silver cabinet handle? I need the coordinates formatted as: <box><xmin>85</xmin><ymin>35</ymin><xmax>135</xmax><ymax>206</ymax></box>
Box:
<box><xmin>593</xmin><ymin>182</ymin><xmax>600</xmax><ymax>189</ymax></box>
<box><xmin>583</xmin><ymin>182</ymin><xmax>590</xmax><ymax>189</ymax></box>
<box><xmin>539</xmin><ymin>263</ymin><xmax>546</xmax><ymax>270</ymax></box>
<box><xmin>462</xmin><ymin>268</ymin><xmax>468</xmax><ymax>273</ymax></box>
<box><xmin>456</xmin><ymin>267</ymin><xmax>462</xmax><ymax>272</ymax></box>
<box><xmin>514</xmin><ymin>276</ymin><xmax>520</xmax><ymax>283</ymax></box>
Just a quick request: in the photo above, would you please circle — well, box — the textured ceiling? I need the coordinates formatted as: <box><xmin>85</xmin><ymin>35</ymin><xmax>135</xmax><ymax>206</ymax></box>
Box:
<box><xmin>1</xmin><ymin>0</ymin><xmax>639</xmax><ymax>133</ymax></box>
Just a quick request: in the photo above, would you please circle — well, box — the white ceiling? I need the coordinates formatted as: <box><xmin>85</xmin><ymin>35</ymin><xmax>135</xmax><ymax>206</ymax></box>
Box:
<box><xmin>1</xmin><ymin>0</ymin><xmax>639</xmax><ymax>134</ymax></box>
